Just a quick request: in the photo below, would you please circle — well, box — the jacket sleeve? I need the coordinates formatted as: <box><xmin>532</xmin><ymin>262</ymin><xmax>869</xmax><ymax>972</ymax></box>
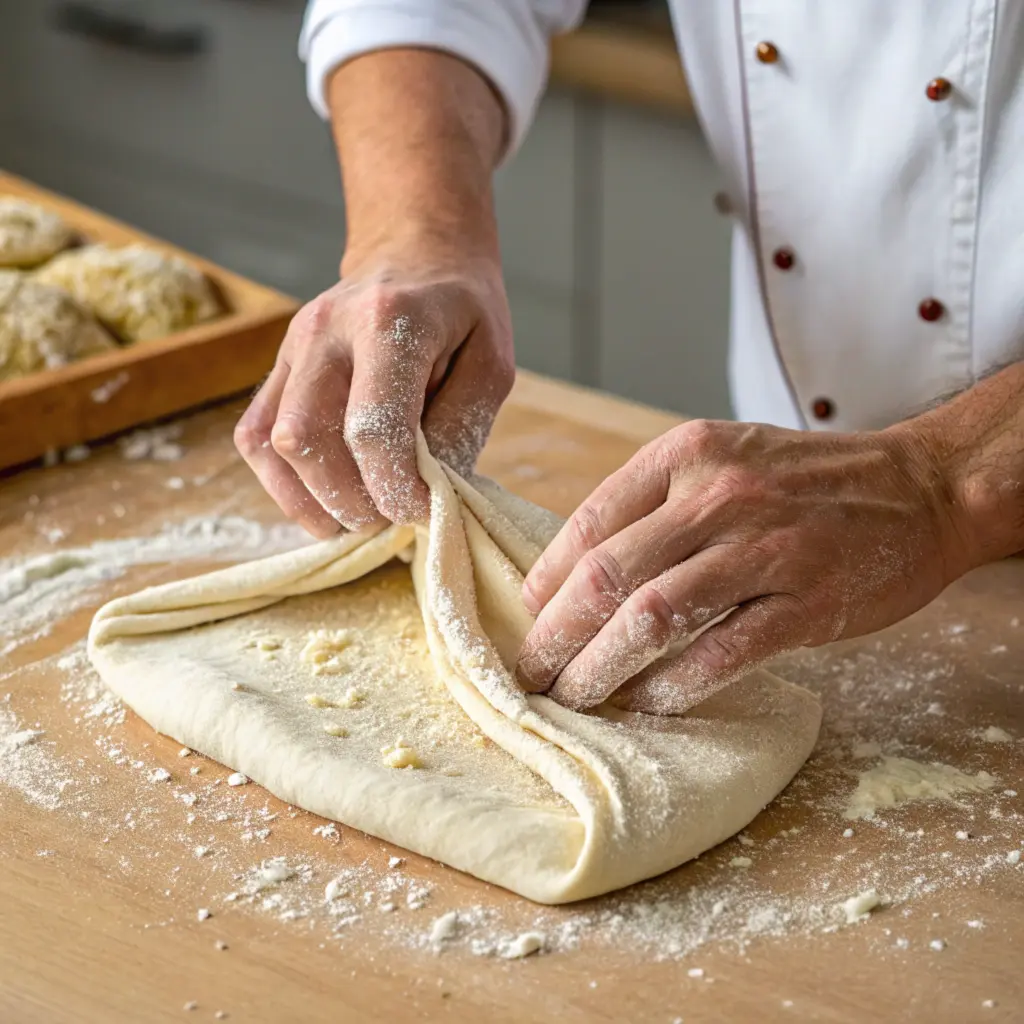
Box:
<box><xmin>300</xmin><ymin>0</ymin><xmax>587</xmax><ymax>156</ymax></box>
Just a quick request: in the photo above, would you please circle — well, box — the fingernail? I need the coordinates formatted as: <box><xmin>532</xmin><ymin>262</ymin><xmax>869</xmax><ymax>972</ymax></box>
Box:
<box><xmin>546</xmin><ymin>676</ymin><xmax>595</xmax><ymax>712</ymax></box>
<box><xmin>515</xmin><ymin>645</ymin><xmax>555</xmax><ymax>693</ymax></box>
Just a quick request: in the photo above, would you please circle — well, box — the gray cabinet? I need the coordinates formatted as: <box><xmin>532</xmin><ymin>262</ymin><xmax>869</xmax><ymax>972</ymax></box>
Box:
<box><xmin>595</xmin><ymin>105</ymin><xmax>733</xmax><ymax>419</ymax></box>
<box><xmin>0</xmin><ymin>1</ymin><xmax>734</xmax><ymax>417</ymax></box>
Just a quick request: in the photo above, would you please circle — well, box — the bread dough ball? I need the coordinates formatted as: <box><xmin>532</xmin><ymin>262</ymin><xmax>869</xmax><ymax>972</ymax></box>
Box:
<box><xmin>0</xmin><ymin>197</ymin><xmax>74</xmax><ymax>268</ymax></box>
<box><xmin>35</xmin><ymin>243</ymin><xmax>220</xmax><ymax>342</ymax></box>
<box><xmin>0</xmin><ymin>271</ymin><xmax>117</xmax><ymax>381</ymax></box>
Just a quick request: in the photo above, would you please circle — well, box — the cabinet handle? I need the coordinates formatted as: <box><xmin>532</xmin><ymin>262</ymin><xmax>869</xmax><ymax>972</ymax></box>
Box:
<box><xmin>51</xmin><ymin>2</ymin><xmax>208</xmax><ymax>57</ymax></box>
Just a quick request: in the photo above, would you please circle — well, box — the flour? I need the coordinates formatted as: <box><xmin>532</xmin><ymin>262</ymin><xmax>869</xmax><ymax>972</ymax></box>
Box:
<box><xmin>844</xmin><ymin>756</ymin><xmax>997</xmax><ymax>820</ymax></box>
<box><xmin>0</xmin><ymin>515</ymin><xmax>307</xmax><ymax>655</ymax></box>
<box><xmin>0</xmin><ymin>698</ymin><xmax>71</xmax><ymax>811</ymax></box>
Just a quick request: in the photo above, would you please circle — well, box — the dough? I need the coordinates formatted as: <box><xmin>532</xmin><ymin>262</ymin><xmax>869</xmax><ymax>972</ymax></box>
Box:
<box><xmin>35</xmin><ymin>243</ymin><xmax>220</xmax><ymax>342</ymax></box>
<box><xmin>0</xmin><ymin>197</ymin><xmax>73</xmax><ymax>268</ymax></box>
<box><xmin>88</xmin><ymin>438</ymin><xmax>821</xmax><ymax>904</ymax></box>
<box><xmin>0</xmin><ymin>271</ymin><xmax>117</xmax><ymax>381</ymax></box>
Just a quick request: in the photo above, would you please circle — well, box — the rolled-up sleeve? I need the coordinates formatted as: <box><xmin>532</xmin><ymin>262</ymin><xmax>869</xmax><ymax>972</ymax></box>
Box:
<box><xmin>300</xmin><ymin>0</ymin><xmax>586</xmax><ymax>156</ymax></box>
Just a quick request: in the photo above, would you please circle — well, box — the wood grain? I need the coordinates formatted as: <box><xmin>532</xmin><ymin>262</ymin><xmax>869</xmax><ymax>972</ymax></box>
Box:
<box><xmin>550</xmin><ymin>23</ymin><xmax>693</xmax><ymax>116</ymax></box>
<box><xmin>0</xmin><ymin>172</ymin><xmax>298</xmax><ymax>471</ymax></box>
<box><xmin>1</xmin><ymin>381</ymin><xmax>1022</xmax><ymax>1023</ymax></box>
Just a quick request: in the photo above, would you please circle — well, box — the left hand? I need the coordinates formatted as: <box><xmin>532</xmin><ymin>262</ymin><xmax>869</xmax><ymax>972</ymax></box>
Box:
<box><xmin>516</xmin><ymin>418</ymin><xmax>972</xmax><ymax>714</ymax></box>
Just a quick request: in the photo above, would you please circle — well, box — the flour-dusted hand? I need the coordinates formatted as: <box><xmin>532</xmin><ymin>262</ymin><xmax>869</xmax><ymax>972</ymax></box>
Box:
<box><xmin>516</xmin><ymin>418</ymin><xmax>975</xmax><ymax>713</ymax></box>
<box><xmin>236</xmin><ymin>49</ymin><xmax>514</xmax><ymax>536</ymax></box>
<box><xmin>234</xmin><ymin>255</ymin><xmax>513</xmax><ymax>536</ymax></box>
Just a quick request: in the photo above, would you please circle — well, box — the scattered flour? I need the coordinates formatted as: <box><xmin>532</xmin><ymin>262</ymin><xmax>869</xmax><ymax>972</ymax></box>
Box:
<box><xmin>978</xmin><ymin>726</ymin><xmax>1013</xmax><ymax>744</ymax></box>
<box><xmin>0</xmin><ymin>515</ymin><xmax>306</xmax><ymax>656</ymax></box>
<box><xmin>844</xmin><ymin>756</ymin><xmax>997</xmax><ymax>820</ymax></box>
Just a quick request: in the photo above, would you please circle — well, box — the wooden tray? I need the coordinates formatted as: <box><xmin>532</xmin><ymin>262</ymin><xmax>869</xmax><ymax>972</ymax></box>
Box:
<box><xmin>0</xmin><ymin>171</ymin><xmax>299</xmax><ymax>472</ymax></box>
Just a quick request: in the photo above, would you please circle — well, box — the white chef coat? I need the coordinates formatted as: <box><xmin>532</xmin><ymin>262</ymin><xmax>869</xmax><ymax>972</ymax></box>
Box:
<box><xmin>300</xmin><ymin>1</ymin><xmax>1024</xmax><ymax>432</ymax></box>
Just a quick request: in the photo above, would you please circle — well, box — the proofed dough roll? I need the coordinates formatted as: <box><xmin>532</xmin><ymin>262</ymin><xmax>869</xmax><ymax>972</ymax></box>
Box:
<box><xmin>36</xmin><ymin>243</ymin><xmax>220</xmax><ymax>343</ymax></box>
<box><xmin>0</xmin><ymin>197</ymin><xmax>74</xmax><ymax>268</ymax></box>
<box><xmin>0</xmin><ymin>270</ymin><xmax>117</xmax><ymax>381</ymax></box>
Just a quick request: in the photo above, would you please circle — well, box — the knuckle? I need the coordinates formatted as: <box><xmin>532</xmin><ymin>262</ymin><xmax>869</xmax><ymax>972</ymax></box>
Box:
<box><xmin>692</xmin><ymin>629</ymin><xmax>742</xmax><ymax>674</ymax></box>
<box><xmin>344</xmin><ymin>402</ymin><xmax>413</xmax><ymax>452</ymax></box>
<box><xmin>296</xmin><ymin>294</ymin><xmax>335</xmax><ymax>339</ymax></box>
<box><xmin>578</xmin><ymin>546</ymin><xmax>630</xmax><ymax>602</ymax></box>
<box><xmin>676</xmin><ymin>418</ymin><xmax>718</xmax><ymax>458</ymax></box>
<box><xmin>270</xmin><ymin>416</ymin><xmax>314</xmax><ymax>460</ymax></box>
<box><xmin>567</xmin><ymin>503</ymin><xmax>606</xmax><ymax>558</ymax></box>
<box><xmin>624</xmin><ymin>586</ymin><xmax>678</xmax><ymax>649</ymax></box>
<box><xmin>233</xmin><ymin>418</ymin><xmax>268</xmax><ymax>459</ymax></box>
<box><xmin>703</xmin><ymin>466</ymin><xmax>766</xmax><ymax>510</ymax></box>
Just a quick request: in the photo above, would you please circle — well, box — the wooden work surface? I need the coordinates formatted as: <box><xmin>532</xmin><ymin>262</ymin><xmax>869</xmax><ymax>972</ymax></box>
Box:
<box><xmin>1</xmin><ymin>372</ymin><xmax>1021</xmax><ymax>1023</ymax></box>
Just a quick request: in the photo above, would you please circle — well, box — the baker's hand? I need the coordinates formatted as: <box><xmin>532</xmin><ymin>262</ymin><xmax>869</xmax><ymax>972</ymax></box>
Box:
<box><xmin>516</xmin><ymin>419</ymin><xmax>971</xmax><ymax>714</ymax></box>
<box><xmin>234</xmin><ymin>248</ymin><xmax>514</xmax><ymax>537</ymax></box>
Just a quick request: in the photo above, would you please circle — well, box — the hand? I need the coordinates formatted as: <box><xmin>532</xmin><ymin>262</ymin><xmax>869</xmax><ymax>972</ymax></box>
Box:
<box><xmin>516</xmin><ymin>419</ymin><xmax>972</xmax><ymax>714</ymax></box>
<box><xmin>234</xmin><ymin>245</ymin><xmax>514</xmax><ymax>537</ymax></box>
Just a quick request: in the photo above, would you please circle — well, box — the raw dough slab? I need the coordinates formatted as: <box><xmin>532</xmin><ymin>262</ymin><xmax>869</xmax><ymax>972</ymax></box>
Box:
<box><xmin>89</xmin><ymin>439</ymin><xmax>821</xmax><ymax>904</ymax></box>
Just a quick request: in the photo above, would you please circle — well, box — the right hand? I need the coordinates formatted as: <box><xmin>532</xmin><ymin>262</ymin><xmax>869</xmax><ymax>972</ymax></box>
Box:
<box><xmin>234</xmin><ymin>243</ymin><xmax>515</xmax><ymax>538</ymax></box>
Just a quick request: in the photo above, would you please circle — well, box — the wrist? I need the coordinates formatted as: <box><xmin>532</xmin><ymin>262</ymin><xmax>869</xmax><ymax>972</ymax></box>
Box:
<box><xmin>886</xmin><ymin>400</ymin><xmax>1023</xmax><ymax>577</ymax></box>
<box><xmin>340</xmin><ymin>218</ymin><xmax>501</xmax><ymax>279</ymax></box>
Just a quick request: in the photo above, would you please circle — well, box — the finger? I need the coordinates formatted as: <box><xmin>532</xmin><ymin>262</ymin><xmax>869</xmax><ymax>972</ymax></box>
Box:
<box><xmin>517</xmin><ymin>500</ymin><xmax>703</xmax><ymax>692</ymax></box>
<box><xmin>522</xmin><ymin>447</ymin><xmax>677</xmax><ymax>617</ymax></box>
<box><xmin>234</xmin><ymin>359</ymin><xmax>343</xmax><ymax>539</ymax></box>
<box><xmin>544</xmin><ymin>544</ymin><xmax>755</xmax><ymax>709</ymax></box>
<box><xmin>612</xmin><ymin>594</ymin><xmax>813</xmax><ymax>715</ymax></box>
<box><xmin>271</xmin><ymin>342</ymin><xmax>383</xmax><ymax>532</ymax></box>
<box><xmin>344</xmin><ymin>313</ymin><xmax>438</xmax><ymax>523</ymax></box>
<box><xmin>422</xmin><ymin>326</ymin><xmax>514</xmax><ymax>477</ymax></box>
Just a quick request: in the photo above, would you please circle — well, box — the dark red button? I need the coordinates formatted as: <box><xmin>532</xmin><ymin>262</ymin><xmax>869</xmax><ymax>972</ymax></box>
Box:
<box><xmin>926</xmin><ymin>77</ymin><xmax>952</xmax><ymax>101</ymax></box>
<box><xmin>755</xmin><ymin>41</ymin><xmax>779</xmax><ymax>64</ymax></box>
<box><xmin>918</xmin><ymin>298</ymin><xmax>945</xmax><ymax>322</ymax></box>
<box><xmin>772</xmin><ymin>247</ymin><xmax>795</xmax><ymax>271</ymax></box>
<box><xmin>811</xmin><ymin>398</ymin><xmax>834</xmax><ymax>421</ymax></box>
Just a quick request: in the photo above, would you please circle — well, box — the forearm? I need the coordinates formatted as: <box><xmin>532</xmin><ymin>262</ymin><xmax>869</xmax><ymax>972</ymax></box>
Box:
<box><xmin>891</xmin><ymin>360</ymin><xmax>1024</xmax><ymax>570</ymax></box>
<box><xmin>327</xmin><ymin>49</ymin><xmax>505</xmax><ymax>272</ymax></box>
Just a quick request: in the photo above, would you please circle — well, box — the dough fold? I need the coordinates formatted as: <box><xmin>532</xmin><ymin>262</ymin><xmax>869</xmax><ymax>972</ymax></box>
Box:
<box><xmin>89</xmin><ymin>438</ymin><xmax>821</xmax><ymax>903</ymax></box>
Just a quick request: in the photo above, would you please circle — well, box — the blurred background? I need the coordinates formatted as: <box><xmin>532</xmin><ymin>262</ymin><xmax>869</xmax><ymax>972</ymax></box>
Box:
<box><xmin>0</xmin><ymin>0</ymin><xmax>733</xmax><ymax>419</ymax></box>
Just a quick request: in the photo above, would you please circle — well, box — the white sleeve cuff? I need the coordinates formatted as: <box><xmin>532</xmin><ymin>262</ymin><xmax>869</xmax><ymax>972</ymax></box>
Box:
<box><xmin>300</xmin><ymin>1</ymin><xmax>558</xmax><ymax>158</ymax></box>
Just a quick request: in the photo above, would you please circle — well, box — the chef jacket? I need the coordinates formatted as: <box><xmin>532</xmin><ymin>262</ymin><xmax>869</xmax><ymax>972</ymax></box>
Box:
<box><xmin>300</xmin><ymin>1</ymin><xmax>1024</xmax><ymax>431</ymax></box>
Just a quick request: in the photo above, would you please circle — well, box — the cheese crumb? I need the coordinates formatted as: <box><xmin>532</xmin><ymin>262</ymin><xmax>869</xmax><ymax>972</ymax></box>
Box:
<box><xmin>197</xmin><ymin>908</ymin><xmax>211</xmax><ymax>922</ymax></box>
<box><xmin>148</xmin><ymin>767</ymin><xmax>171</xmax><ymax>783</ymax></box>
<box><xmin>929</xmin><ymin>939</ymin><xmax>946</xmax><ymax>952</ymax></box>
<box><xmin>382</xmin><ymin>738</ymin><xmax>423</xmax><ymax>769</ymax></box>
<box><xmin>687</xmin><ymin>967</ymin><xmax>704</xmax><ymax>978</ymax></box>
<box><xmin>337</xmin><ymin>686</ymin><xmax>367</xmax><ymax>708</ymax></box>
<box><xmin>388</xmin><ymin>856</ymin><xmax>404</xmax><ymax>869</ymax></box>
<box><xmin>840</xmin><ymin>889</ymin><xmax>881</xmax><ymax>924</ymax></box>
<box><xmin>300</xmin><ymin>629</ymin><xmax>354</xmax><ymax>675</ymax></box>
<box><xmin>227</xmin><ymin>772</ymin><xmax>249</xmax><ymax>787</ymax></box>
<box><xmin>305</xmin><ymin>694</ymin><xmax>336</xmax><ymax>709</ymax></box>
<box><xmin>1007</xmin><ymin>850</ymin><xmax>1021</xmax><ymax>865</ymax></box>
<box><xmin>499</xmin><ymin>931</ymin><xmax>544</xmax><ymax>959</ymax></box>
<box><xmin>729</xmin><ymin>856</ymin><xmax>752</xmax><ymax>869</ymax></box>
<box><xmin>178</xmin><ymin>748</ymin><xmax>191</xmax><ymax>758</ymax></box>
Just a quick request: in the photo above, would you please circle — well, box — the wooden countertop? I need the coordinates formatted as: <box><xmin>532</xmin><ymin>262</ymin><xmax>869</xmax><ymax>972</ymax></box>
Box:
<box><xmin>1</xmin><ymin>370</ymin><xmax>1022</xmax><ymax>1023</ymax></box>
<box><xmin>550</xmin><ymin>12</ymin><xmax>692</xmax><ymax>116</ymax></box>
